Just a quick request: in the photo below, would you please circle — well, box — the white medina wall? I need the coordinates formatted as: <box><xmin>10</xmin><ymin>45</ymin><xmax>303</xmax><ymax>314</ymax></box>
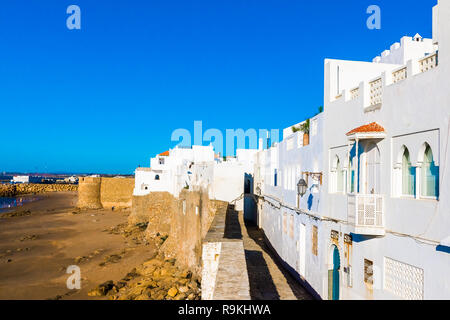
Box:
<box><xmin>191</xmin><ymin>162</ymin><xmax>215</xmax><ymax>194</ymax></box>
<box><xmin>254</xmin><ymin>113</ymin><xmax>329</xmax><ymax>298</ymax></box>
<box><xmin>278</xmin><ymin>114</ymin><xmax>324</xmax><ymax>212</ymax></box>
<box><xmin>192</xmin><ymin>145</ymin><xmax>214</xmax><ymax>163</ymax></box>
<box><xmin>322</xmin><ymin>7</ymin><xmax>450</xmax><ymax>298</ymax></box>
<box><xmin>236</xmin><ymin>149</ymin><xmax>258</xmax><ymax>166</ymax></box>
<box><xmin>212</xmin><ymin>159</ymin><xmax>254</xmax><ymax>211</ymax></box>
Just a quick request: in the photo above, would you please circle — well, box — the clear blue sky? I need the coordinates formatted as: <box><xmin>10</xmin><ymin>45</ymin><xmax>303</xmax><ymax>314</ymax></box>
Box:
<box><xmin>0</xmin><ymin>0</ymin><xmax>435</xmax><ymax>174</ymax></box>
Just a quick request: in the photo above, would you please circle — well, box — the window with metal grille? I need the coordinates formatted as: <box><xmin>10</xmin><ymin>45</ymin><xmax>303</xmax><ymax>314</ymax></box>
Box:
<box><xmin>364</xmin><ymin>259</ymin><xmax>374</xmax><ymax>285</ymax></box>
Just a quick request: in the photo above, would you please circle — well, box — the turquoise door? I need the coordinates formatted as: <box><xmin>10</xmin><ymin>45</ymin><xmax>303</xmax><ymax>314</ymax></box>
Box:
<box><xmin>332</xmin><ymin>246</ymin><xmax>340</xmax><ymax>300</ymax></box>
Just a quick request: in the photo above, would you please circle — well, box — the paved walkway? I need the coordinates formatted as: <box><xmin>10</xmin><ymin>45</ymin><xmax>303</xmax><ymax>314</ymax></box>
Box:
<box><xmin>236</xmin><ymin>210</ymin><xmax>314</xmax><ymax>300</ymax></box>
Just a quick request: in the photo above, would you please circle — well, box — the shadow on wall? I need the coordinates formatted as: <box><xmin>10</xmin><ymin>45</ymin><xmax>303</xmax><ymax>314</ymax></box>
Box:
<box><xmin>307</xmin><ymin>193</ymin><xmax>314</xmax><ymax>210</ymax></box>
<box><xmin>350</xmin><ymin>233</ymin><xmax>379</xmax><ymax>243</ymax></box>
<box><xmin>436</xmin><ymin>245</ymin><xmax>450</xmax><ymax>254</ymax></box>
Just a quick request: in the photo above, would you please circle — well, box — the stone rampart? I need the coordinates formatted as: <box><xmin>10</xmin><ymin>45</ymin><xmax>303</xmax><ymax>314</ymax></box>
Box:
<box><xmin>129</xmin><ymin>189</ymin><xmax>228</xmax><ymax>277</ymax></box>
<box><xmin>77</xmin><ymin>177</ymin><xmax>134</xmax><ymax>209</ymax></box>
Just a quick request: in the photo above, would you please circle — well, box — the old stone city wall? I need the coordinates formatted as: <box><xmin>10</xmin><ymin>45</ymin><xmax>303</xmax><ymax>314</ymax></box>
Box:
<box><xmin>0</xmin><ymin>183</ymin><xmax>78</xmax><ymax>197</ymax></box>
<box><xmin>79</xmin><ymin>179</ymin><xmax>248</xmax><ymax>297</ymax></box>
<box><xmin>77</xmin><ymin>176</ymin><xmax>134</xmax><ymax>209</ymax></box>
<box><xmin>128</xmin><ymin>188</ymin><xmax>228</xmax><ymax>277</ymax></box>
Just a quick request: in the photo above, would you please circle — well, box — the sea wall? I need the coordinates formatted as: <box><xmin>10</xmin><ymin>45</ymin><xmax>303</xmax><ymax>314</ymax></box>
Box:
<box><xmin>77</xmin><ymin>177</ymin><xmax>134</xmax><ymax>209</ymax></box>
<box><xmin>0</xmin><ymin>184</ymin><xmax>78</xmax><ymax>198</ymax></box>
<box><xmin>129</xmin><ymin>189</ymin><xmax>227</xmax><ymax>276</ymax></box>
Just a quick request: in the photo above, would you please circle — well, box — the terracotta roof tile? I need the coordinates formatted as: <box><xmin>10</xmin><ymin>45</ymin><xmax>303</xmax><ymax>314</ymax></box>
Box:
<box><xmin>159</xmin><ymin>150</ymin><xmax>170</xmax><ymax>156</ymax></box>
<box><xmin>346</xmin><ymin>122</ymin><xmax>385</xmax><ymax>136</ymax></box>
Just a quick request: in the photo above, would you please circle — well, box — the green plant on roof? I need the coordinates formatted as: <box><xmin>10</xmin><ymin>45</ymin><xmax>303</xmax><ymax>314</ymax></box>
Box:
<box><xmin>299</xmin><ymin>118</ymin><xmax>310</xmax><ymax>134</ymax></box>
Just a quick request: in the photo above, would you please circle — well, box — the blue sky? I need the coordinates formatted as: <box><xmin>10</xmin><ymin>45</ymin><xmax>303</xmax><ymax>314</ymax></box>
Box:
<box><xmin>0</xmin><ymin>0</ymin><xmax>435</xmax><ymax>174</ymax></box>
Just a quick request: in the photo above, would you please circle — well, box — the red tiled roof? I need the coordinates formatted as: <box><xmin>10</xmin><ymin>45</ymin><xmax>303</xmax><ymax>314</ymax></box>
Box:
<box><xmin>159</xmin><ymin>150</ymin><xmax>170</xmax><ymax>156</ymax></box>
<box><xmin>346</xmin><ymin>122</ymin><xmax>385</xmax><ymax>136</ymax></box>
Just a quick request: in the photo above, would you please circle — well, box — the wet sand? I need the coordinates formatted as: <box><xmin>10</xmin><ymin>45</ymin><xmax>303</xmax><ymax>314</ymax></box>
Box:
<box><xmin>0</xmin><ymin>192</ymin><xmax>157</xmax><ymax>300</ymax></box>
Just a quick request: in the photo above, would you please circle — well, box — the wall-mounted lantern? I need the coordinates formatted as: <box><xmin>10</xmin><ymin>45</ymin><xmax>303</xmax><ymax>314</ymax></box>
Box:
<box><xmin>297</xmin><ymin>178</ymin><xmax>308</xmax><ymax>198</ymax></box>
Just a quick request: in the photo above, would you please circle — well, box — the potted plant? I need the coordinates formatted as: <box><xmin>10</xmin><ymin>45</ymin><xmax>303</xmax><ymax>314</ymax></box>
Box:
<box><xmin>300</xmin><ymin>119</ymin><xmax>310</xmax><ymax>146</ymax></box>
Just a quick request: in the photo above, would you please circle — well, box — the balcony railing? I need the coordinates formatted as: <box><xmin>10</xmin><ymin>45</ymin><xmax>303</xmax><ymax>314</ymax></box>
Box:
<box><xmin>350</xmin><ymin>87</ymin><xmax>359</xmax><ymax>100</ymax></box>
<box><xmin>369</xmin><ymin>78</ymin><xmax>382</xmax><ymax>106</ymax></box>
<box><xmin>347</xmin><ymin>194</ymin><xmax>385</xmax><ymax>235</ymax></box>
<box><xmin>392</xmin><ymin>67</ymin><xmax>407</xmax><ymax>83</ymax></box>
<box><xmin>419</xmin><ymin>53</ymin><xmax>437</xmax><ymax>73</ymax></box>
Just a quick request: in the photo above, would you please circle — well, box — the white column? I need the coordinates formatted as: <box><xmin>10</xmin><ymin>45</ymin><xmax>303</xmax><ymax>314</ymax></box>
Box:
<box><xmin>355</xmin><ymin>139</ymin><xmax>359</xmax><ymax>194</ymax></box>
<box><xmin>347</xmin><ymin>141</ymin><xmax>351</xmax><ymax>193</ymax></box>
<box><xmin>415</xmin><ymin>165</ymin><xmax>421</xmax><ymax>198</ymax></box>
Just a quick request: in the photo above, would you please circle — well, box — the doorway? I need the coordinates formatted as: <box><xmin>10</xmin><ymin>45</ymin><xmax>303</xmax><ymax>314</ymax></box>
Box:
<box><xmin>328</xmin><ymin>245</ymin><xmax>340</xmax><ymax>300</ymax></box>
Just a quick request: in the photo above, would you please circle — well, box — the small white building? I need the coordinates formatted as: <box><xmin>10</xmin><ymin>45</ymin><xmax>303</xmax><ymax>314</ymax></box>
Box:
<box><xmin>134</xmin><ymin>145</ymin><xmax>215</xmax><ymax>197</ymax></box>
<box><xmin>11</xmin><ymin>176</ymin><xmax>29</xmax><ymax>184</ymax></box>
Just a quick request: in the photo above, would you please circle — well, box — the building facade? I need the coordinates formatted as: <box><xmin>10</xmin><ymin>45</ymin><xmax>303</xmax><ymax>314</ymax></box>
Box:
<box><xmin>252</xmin><ymin>0</ymin><xmax>450</xmax><ymax>300</ymax></box>
<box><xmin>135</xmin><ymin>0</ymin><xmax>449</xmax><ymax>300</ymax></box>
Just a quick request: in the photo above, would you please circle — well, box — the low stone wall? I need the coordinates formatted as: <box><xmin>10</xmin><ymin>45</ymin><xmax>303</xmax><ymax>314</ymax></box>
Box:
<box><xmin>160</xmin><ymin>190</ymin><xmax>221</xmax><ymax>276</ymax></box>
<box><xmin>0</xmin><ymin>184</ymin><xmax>78</xmax><ymax>197</ymax></box>
<box><xmin>77</xmin><ymin>177</ymin><xmax>134</xmax><ymax>209</ymax></box>
<box><xmin>128</xmin><ymin>192</ymin><xmax>176</xmax><ymax>235</ymax></box>
<box><xmin>201</xmin><ymin>204</ymin><xmax>251</xmax><ymax>300</ymax></box>
<box><xmin>129</xmin><ymin>189</ymin><xmax>228</xmax><ymax>277</ymax></box>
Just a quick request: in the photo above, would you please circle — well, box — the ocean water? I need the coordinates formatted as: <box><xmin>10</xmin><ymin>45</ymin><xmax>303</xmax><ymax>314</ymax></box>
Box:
<box><xmin>0</xmin><ymin>196</ymin><xmax>40</xmax><ymax>213</ymax></box>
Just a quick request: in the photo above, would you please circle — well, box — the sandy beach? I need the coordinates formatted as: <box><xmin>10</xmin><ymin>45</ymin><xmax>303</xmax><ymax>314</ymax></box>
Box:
<box><xmin>0</xmin><ymin>192</ymin><xmax>158</xmax><ymax>300</ymax></box>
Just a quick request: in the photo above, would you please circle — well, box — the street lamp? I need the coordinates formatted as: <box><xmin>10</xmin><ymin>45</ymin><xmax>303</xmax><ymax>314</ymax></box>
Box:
<box><xmin>297</xmin><ymin>178</ymin><xmax>308</xmax><ymax>198</ymax></box>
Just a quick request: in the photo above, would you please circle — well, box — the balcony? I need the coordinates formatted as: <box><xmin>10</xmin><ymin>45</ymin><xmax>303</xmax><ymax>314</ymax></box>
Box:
<box><xmin>347</xmin><ymin>194</ymin><xmax>385</xmax><ymax>236</ymax></box>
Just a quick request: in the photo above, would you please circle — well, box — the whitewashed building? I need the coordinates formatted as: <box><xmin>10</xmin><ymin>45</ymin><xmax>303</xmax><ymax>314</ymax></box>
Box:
<box><xmin>252</xmin><ymin>0</ymin><xmax>450</xmax><ymax>300</ymax></box>
<box><xmin>133</xmin><ymin>0</ymin><xmax>449</xmax><ymax>300</ymax></box>
<box><xmin>133</xmin><ymin>145</ymin><xmax>215</xmax><ymax>197</ymax></box>
<box><xmin>134</xmin><ymin>145</ymin><xmax>258</xmax><ymax>210</ymax></box>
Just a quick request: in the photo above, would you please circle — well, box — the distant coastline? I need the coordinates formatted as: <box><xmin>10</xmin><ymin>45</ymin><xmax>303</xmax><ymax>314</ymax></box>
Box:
<box><xmin>0</xmin><ymin>184</ymin><xmax>78</xmax><ymax>198</ymax></box>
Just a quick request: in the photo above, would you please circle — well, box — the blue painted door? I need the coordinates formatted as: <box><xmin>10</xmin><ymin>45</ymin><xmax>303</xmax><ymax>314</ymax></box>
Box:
<box><xmin>332</xmin><ymin>246</ymin><xmax>340</xmax><ymax>300</ymax></box>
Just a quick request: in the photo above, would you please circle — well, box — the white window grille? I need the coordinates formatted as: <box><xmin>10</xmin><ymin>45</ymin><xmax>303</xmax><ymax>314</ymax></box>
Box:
<box><xmin>370</xmin><ymin>78</ymin><xmax>382</xmax><ymax>106</ymax></box>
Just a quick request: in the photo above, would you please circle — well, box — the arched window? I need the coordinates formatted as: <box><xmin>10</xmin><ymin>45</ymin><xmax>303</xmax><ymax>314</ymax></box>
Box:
<box><xmin>402</xmin><ymin>148</ymin><xmax>416</xmax><ymax>196</ymax></box>
<box><xmin>336</xmin><ymin>159</ymin><xmax>344</xmax><ymax>193</ymax></box>
<box><xmin>421</xmin><ymin>145</ymin><xmax>439</xmax><ymax>198</ymax></box>
<box><xmin>155</xmin><ymin>174</ymin><xmax>160</xmax><ymax>180</ymax></box>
